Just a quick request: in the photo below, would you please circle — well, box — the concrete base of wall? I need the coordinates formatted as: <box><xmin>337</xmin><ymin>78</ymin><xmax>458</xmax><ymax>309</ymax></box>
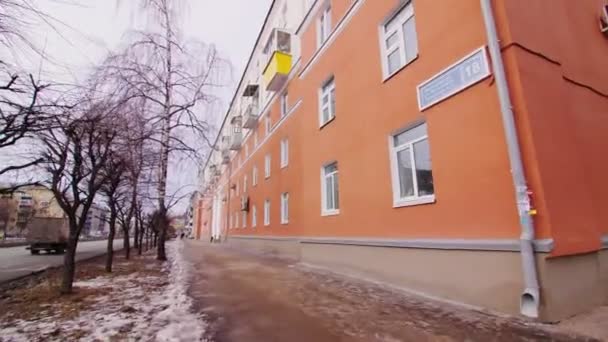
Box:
<box><xmin>226</xmin><ymin>235</ymin><xmax>608</xmax><ymax>321</ymax></box>
<box><xmin>228</xmin><ymin>236</ymin><xmax>301</xmax><ymax>261</ymax></box>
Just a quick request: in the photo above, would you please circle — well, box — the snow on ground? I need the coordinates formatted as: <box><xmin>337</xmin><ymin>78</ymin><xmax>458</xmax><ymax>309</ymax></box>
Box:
<box><xmin>0</xmin><ymin>241</ymin><xmax>207</xmax><ymax>342</ymax></box>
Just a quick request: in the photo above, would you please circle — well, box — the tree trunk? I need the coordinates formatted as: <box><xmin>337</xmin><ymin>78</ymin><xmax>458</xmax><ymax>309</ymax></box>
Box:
<box><xmin>155</xmin><ymin>5</ymin><xmax>173</xmax><ymax>262</ymax></box>
<box><xmin>105</xmin><ymin>206</ymin><xmax>117</xmax><ymax>272</ymax></box>
<box><xmin>60</xmin><ymin>229</ymin><xmax>79</xmax><ymax>294</ymax></box>
<box><xmin>133</xmin><ymin>215</ymin><xmax>139</xmax><ymax>252</ymax></box>
<box><xmin>123</xmin><ymin>226</ymin><xmax>130</xmax><ymax>260</ymax></box>
<box><xmin>137</xmin><ymin>218</ymin><xmax>144</xmax><ymax>255</ymax></box>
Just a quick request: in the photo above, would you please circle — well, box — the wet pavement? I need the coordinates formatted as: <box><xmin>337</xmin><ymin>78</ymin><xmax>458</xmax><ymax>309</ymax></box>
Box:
<box><xmin>183</xmin><ymin>241</ymin><xmax>596</xmax><ymax>342</ymax></box>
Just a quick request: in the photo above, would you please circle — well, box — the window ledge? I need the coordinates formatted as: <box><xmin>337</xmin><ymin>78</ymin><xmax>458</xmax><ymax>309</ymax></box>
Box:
<box><xmin>393</xmin><ymin>196</ymin><xmax>435</xmax><ymax>208</ymax></box>
<box><xmin>321</xmin><ymin>209</ymin><xmax>340</xmax><ymax>217</ymax></box>
<box><xmin>280</xmin><ymin>164</ymin><xmax>288</xmax><ymax>169</ymax></box>
<box><xmin>319</xmin><ymin>116</ymin><xmax>336</xmax><ymax>129</ymax></box>
<box><xmin>382</xmin><ymin>55</ymin><xmax>419</xmax><ymax>83</ymax></box>
<box><xmin>281</xmin><ymin>221</ymin><xmax>289</xmax><ymax>225</ymax></box>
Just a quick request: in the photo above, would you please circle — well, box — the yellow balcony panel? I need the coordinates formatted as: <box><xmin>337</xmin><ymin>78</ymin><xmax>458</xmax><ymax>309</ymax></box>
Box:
<box><xmin>263</xmin><ymin>51</ymin><xmax>292</xmax><ymax>92</ymax></box>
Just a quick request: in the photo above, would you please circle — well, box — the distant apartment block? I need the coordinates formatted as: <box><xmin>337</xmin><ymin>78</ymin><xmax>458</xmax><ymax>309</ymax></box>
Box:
<box><xmin>195</xmin><ymin>0</ymin><xmax>608</xmax><ymax>321</ymax></box>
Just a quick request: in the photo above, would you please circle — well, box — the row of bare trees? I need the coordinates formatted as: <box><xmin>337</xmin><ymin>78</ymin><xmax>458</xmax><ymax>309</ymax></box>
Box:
<box><xmin>1</xmin><ymin>0</ymin><xmax>228</xmax><ymax>294</ymax></box>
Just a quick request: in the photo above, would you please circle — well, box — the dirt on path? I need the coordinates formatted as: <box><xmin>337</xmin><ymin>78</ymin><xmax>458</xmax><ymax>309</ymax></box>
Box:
<box><xmin>183</xmin><ymin>241</ymin><xmax>596</xmax><ymax>342</ymax></box>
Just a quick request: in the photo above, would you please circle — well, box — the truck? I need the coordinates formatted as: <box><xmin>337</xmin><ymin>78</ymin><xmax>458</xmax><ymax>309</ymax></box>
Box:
<box><xmin>26</xmin><ymin>217</ymin><xmax>69</xmax><ymax>255</ymax></box>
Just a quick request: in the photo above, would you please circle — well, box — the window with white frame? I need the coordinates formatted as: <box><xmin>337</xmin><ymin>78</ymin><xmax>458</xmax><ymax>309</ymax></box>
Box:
<box><xmin>253</xmin><ymin>165</ymin><xmax>258</xmax><ymax>186</ymax></box>
<box><xmin>265</xmin><ymin>115</ymin><xmax>271</xmax><ymax>135</ymax></box>
<box><xmin>235</xmin><ymin>211</ymin><xmax>239</xmax><ymax>228</ymax></box>
<box><xmin>281</xmin><ymin>192</ymin><xmax>289</xmax><ymax>224</ymax></box>
<box><xmin>380</xmin><ymin>3</ymin><xmax>418</xmax><ymax>79</ymax></box>
<box><xmin>319</xmin><ymin>77</ymin><xmax>336</xmax><ymax>126</ymax></box>
<box><xmin>243</xmin><ymin>175</ymin><xmax>248</xmax><ymax>193</ymax></box>
<box><xmin>242</xmin><ymin>211</ymin><xmax>246</xmax><ymax>228</ymax></box>
<box><xmin>389</xmin><ymin>122</ymin><xmax>435</xmax><ymax>207</ymax></box>
<box><xmin>254</xmin><ymin>132</ymin><xmax>259</xmax><ymax>147</ymax></box>
<box><xmin>280</xmin><ymin>138</ymin><xmax>289</xmax><ymax>168</ymax></box>
<box><xmin>280</xmin><ymin>92</ymin><xmax>288</xmax><ymax>117</ymax></box>
<box><xmin>321</xmin><ymin>162</ymin><xmax>339</xmax><ymax>215</ymax></box>
<box><xmin>264</xmin><ymin>199</ymin><xmax>270</xmax><ymax>226</ymax></box>
<box><xmin>265</xmin><ymin>154</ymin><xmax>271</xmax><ymax>179</ymax></box>
<box><xmin>317</xmin><ymin>3</ymin><xmax>331</xmax><ymax>47</ymax></box>
<box><xmin>252</xmin><ymin>205</ymin><xmax>257</xmax><ymax>227</ymax></box>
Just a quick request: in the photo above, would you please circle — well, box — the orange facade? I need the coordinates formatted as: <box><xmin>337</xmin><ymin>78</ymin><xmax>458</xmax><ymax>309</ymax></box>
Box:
<box><xmin>198</xmin><ymin>0</ymin><xmax>608</xmax><ymax>257</ymax></box>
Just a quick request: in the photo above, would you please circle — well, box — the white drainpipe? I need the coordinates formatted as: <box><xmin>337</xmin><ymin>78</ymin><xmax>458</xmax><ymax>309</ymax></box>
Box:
<box><xmin>480</xmin><ymin>0</ymin><xmax>540</xmax><ymax>318</ymax></box>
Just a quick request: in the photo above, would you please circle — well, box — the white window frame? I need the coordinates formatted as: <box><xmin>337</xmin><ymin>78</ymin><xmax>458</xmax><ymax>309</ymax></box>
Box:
<box><xmin>264</xmin><ymin>199</ymin><xmax>270</xmax><ymax>226</ymax></box>
<box><xmin>254</xmin><ymin>132</ymin><xmax>259</xmax><ymax>147</ymax></box>
<box><xmin>318</xmin><ymin>77</ymin><xmax>336</xmax><ymax>127</ymax></box>
<box><xmin>243</xmin><ymin>175</ymin><xmax>248</xmax><ymax>193</ymax></box>
<box><xmin>252</xmin><ymin>205</ymin><xmax>257</xmax><ymax>227</ymax></box>
<box><xmin>320</xmin><ymin>161</ymin><xmax>340</xmax><ymax>216</ymax></box>
<box><xmin>317</xmin><ymin>3</ymin><xmax>332</xmax><ymax>48</ymax></box>
<box><xmin>265</xmin><ymin>154</ymin><xmax>271</xmax><ymax>179</ymax></box>
<box><xmin>379</xmin><ymin>2</ymin><xmax>418</xmax><ymax>80</ymax></box>
<box><xmin>280</xmin><ymin>138</ymin><xmax>289</xmax><ymax>168</ymax></box>
<box><xmin>280</xmin><ymin>192</ymin><xmax>289</xmax><ymax>224</ymax></box>
<box><xmin>388</xmin><ymin>123</ymin><xmax>436</xmax><ymax>208</ymax></box>
<box><xmin>242</xmin><ymin>211</ymin><xmax>246</xmax><ymax>229</ymax></box>
<box><xmin>265</xmin><ymin>115</ymin><xmax>271</xmax><ymax>136</ymax></box>
<box><xmin>253</xmin><ymin>165</ymin><xmax>258</xmax><ymax>186</ymax></box>
<box><xmin>280</xmin><ymin>92</ymin><xmax>288</xmax><ymax>117</ymax></box>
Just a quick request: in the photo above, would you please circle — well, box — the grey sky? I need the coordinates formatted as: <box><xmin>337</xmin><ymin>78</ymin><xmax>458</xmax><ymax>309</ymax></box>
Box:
<box><xmin>2</xmin><ymin>0</ymin><xmax>272</xmax><ymax>213</ymax></box>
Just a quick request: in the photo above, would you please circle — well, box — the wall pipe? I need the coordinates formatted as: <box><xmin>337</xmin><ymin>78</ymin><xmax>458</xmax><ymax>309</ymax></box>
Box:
<box><xmin>480</xmin><ymin>0</ymin><xmax>541</xmax><ymax>318</ymax></box>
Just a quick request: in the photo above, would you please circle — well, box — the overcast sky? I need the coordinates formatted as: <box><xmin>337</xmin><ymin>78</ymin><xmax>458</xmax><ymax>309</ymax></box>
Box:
<box><xmin>2</xmin><ymin>0</ymin><xmax>272</xmax><ymax>213</ymax></box>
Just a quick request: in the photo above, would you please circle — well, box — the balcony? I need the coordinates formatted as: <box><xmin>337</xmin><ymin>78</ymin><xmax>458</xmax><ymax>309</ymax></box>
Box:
<box><xmin>242</xmin><ymin>103</ymin><xmax>259</xmax><ymax>129</ymax></box>
<box><xmin>221</xmin><ymin>150</ymin><xmax>230</xmax><ymax>164</ymax></box>
<box><xmin>230</xmin><ymin>116</ymin><xmax>243</xmax><ymax>151</ymax></box>
<box><xmin>262</xmin><ymin>29</ymin><xmax>292</xmax><ymax>92</ymax></box>
<box><xmin>229</xmin><ymin>132</ymin><xmax>242</xmax><ymax>151</ymax></box>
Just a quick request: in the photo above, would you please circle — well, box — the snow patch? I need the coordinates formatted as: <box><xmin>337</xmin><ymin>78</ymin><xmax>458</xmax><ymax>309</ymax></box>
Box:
<box><xmin>0</xmin><ymin>241</ymin><xmax>207</xmax><ymax>341</ymax></box>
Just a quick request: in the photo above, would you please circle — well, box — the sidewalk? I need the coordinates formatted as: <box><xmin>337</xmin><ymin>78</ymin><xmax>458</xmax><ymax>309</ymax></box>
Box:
<box><xmin>183</xmin><ymin>241</ymin><xmax>595</xmax><ymax>342</ymax></box>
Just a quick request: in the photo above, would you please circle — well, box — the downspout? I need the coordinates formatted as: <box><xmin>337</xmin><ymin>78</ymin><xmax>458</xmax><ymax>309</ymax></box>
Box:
<box><xmin>480</xmin><ymin>0</ymin><xmax>540</xmax><ymax>318</ymax></box>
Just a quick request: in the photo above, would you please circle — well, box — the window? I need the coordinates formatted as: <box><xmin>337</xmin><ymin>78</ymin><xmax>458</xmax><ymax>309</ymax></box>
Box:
<box><xmin>281</xmin><ymin>192</ymin><xmax>289</xmax><ymax>224</ymax></box>
<box><xmin>236</xmin><ymin>179</ymin><xmax>239</xmax><ymax>195</ymax></box>
<box><xmin>265</xmin><ymin>154</ymin><xmax>271</xmax><ymax>179</ymax></box>
<box><xmin>243</xmin><ymin>175</ymin><xmax>248</xmax><ymax>193</ymax></box>
<box><xmin>280</xmin><ymin>139</ymin><xmax>289</xmax><ymax>168</ymax></box>
<box><xmin>317</xmin><ymin>4</ymin><xmax>331</xmax><ymax>47</ymax></box>
<box><xmin>280</xmin><ymin>92</ymin><xmax>288</xmax><ymax>117</ymax></box>
<box><xmin>265</xmin><ymin>115</ymin><xmax>271</xmax><ymax>136</ymax></box>
<box><xmin>253</xmin><ymin>166</ymin><xmax>258</xmax><ymax>186</ymax></box>
<box><xmin>252</xmin><ymin>205</ymin><xmax>257</xmax><ymax>227</ymax></box>
<box><xmin>264</xmin><ymin>199</ymin><xmax>270</xmax><ymax>226</ymax></box>
<box><xmin>245</xmin><ymin>144</ymin><xmax>249</xmax><ymax>157</ymax></box>
<box><xmin>242</xmin><ymin>211</ymin><xmax>246</xmax><ymax>228</ymax></box>
<box><xmin>380</xmin><ymin>3</ymin><xmax>418</xmax><ymax>79</ymax></box>
<box><xmin>235</xmin><ymin>211</ymin><xmax>239</xmax><ymax>228</ymax></box>
<box><xmin>389</xmin><ymin>122</ymin><xmax>435</xmax><ymax>207</ymax></box>
<box><xmin>254</xmin><ymin>132</ymin><xmax>259</xmax><ymax>147</ymax></box>
<box><xmin>319</xmin><ymin>77</ymin><xmax>336</xmax><ymax>126</ymax></box>
<box><xmin>321</xmin><ymin>162</ymin><xmax>339</xmax><ymax>215</ymax></box>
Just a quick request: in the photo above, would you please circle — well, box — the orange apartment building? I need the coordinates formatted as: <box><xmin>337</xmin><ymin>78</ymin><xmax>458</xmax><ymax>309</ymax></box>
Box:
<box><xmin>195</xmin><ymin>0</ymin><xmax>608</xmax><ymax>321</ymax></box>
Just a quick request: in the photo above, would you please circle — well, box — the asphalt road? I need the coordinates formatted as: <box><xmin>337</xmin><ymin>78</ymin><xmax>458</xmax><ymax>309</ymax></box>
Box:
<box><xmin>0</xmin><ymin>240</ymin><xmax>126</xmax><ymax>283</ymax></box>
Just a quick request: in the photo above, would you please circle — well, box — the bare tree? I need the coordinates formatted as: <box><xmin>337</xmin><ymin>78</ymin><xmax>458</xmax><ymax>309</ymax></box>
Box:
<box><xmin>40</xmin><ymin>102</ymin><xmax>120</xmax><ymax>294</ymax></box>
<box><xmin>0</xmin><ymin>69</ymin><xmax>54</xmax><ymax>192</ymax></box>
<box><xmin>106</xmin><ymin>0</ymin><xmax>229</xmax><ymax>260</ymax></box>
<box><xmin>100</xmin><ymin>150</ymin><xmax>127</xmax><ymax>272</ymax></box>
